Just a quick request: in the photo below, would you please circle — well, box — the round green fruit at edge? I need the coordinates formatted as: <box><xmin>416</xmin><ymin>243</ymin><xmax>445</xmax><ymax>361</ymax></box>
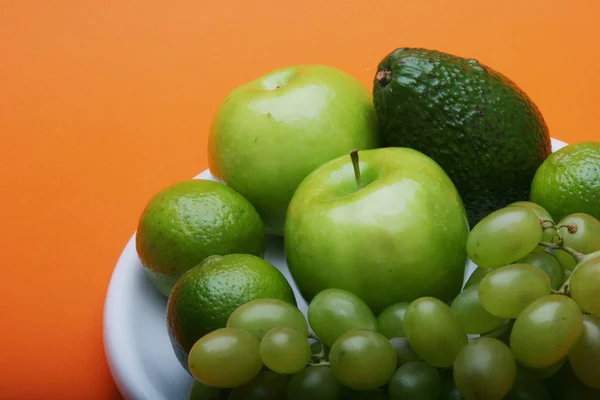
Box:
<box><xmin>530</xmin><ymin>141</ymin><xmax>600</xmax><ymax>223</ymax></box>
<box><xmin>167</xmin><ymin>254</ymin><xmax>296</xmax><ymax>371</ymax></box>
<box><xmin>285</xmin><ymin>147</ymin><xmax>469</xmax><ymax>313</ymax></box>
<box><xmin>208</xmin><ymin>64</ymin><xmax>381</xmax><ymax>236</ymax></box>
<box><xmin>135</xmin><ymin>179</ymin><xmax>266</xmax><ymax>296</ymax></box>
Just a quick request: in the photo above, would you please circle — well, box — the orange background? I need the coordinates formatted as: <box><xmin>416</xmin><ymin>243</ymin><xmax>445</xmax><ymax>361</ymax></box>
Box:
<box><xmin>1</xmin><ymin>0</ymin><xmax>599</xmax><ymax>398</ymax></box>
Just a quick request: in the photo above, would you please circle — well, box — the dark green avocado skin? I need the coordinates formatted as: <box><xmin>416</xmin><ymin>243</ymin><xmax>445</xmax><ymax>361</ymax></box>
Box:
<box><xmin>373</xmin><ymin>48</ymin><xmax>552</xmax><ymax>227</ymax></box>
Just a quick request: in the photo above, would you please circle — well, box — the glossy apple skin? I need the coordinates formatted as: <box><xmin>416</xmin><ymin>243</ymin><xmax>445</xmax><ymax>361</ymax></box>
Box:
<box><xmin>208</xmin><ymin>65</ymin><xmax>381</xmax><ymax>236</ymax></box>
<box><xmin>284</xmin><ymin>147</ymin><xmax>469</xmax><ymax>313</ymax></box>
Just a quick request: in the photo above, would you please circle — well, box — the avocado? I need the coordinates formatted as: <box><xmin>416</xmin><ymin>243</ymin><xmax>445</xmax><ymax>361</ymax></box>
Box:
<box><xmin>373</xmin><ymin>48</ymin><xmax>551</xmax><ymax>226</ymax></box>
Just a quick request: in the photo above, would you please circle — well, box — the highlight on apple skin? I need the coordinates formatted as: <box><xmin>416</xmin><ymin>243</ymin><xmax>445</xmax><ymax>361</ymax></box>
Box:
<box><xmin>284</xmin><ymin>147</ymin><xmax>470</xmax><ymax>314</ymax></box>
<box><xmin>207</xmin><ymin>64</ymin><xmax>382</xmax><ymax>236</ymax></box>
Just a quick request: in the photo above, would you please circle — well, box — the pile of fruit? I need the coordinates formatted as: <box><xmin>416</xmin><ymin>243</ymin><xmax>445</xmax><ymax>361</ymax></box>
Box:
<box><xmin>134</xmin><ymin>47</ymin><xmax>600</xmax><ymax>399</ymax></box>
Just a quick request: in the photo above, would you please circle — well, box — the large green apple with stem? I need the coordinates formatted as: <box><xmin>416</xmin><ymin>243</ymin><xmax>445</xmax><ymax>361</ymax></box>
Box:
<box><xmin>284</xmin><ymin>148</ymin><xmax>470</xmax><ymax>313</ymax></box>
<box><xmin>208</xmin><ymin>65</ymin><xmax>381</xmax><ymax>236</ymax></box>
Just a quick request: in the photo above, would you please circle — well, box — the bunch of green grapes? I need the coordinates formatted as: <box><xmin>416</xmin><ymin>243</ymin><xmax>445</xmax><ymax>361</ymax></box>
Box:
<box><xmin>186</xmin><ymin>298</ymin><xmax>312</xmax><ymax>398</ymax></box>
<box><xmin>452</xmin><ymin>201</ymin><xmax>600</xmax><ymax>398</ymax></box>
<box><xmin>186</xmin><ymin>290</ymin><xmax>394</xmax><ymax>399</ymax></box>
<box><xmin>184</xmin><ymin>203</ymin><xmax>600</xmax><ymax>399</ymax></box>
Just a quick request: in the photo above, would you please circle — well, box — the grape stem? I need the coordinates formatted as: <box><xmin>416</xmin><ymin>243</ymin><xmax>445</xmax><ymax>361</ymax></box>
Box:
<box><xmin>308</xmin><ymin>359</ymin><xmax>330</xmax><ymax>367</ymax></box>
<box><xmin>540</xmin><ymin>219</ymin><xmax>556</xmax><ymax>230</ymax></box>
<box><xmin>538</xmin><ymin>240</ymin><xmax>584</xmax><ymax>295</ymax></box>
<box><xmin>307</xmin><ymin>333</ymin><xmax>329</xmax><ymax>367</ymax></box>
<box><xmin>539</xmin><ymin>242</ymin><xmax>600</xmax><ymax>295</ymax></box>
<box><xmin>538</xmin><ymin>241</ymin><xmax>585</xmax><ymax>264</ymax></box>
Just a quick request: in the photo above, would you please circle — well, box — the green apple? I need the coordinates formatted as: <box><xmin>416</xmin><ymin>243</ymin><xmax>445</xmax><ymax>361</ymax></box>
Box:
<box><xmin>284</xmin><ymin>148</ymin><xmax>469</xmax><ymax>314</ymax></box>
<box><xmin>208</xmin><ymin>65</ymin><xmax>381</xmax><ymax>236</ymax></box>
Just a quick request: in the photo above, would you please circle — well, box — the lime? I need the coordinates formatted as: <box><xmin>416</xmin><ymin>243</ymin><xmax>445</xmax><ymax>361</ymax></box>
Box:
<box><xmin>167</xmin><ymin>253</ymin><xmax>296</xmax><ymax>371</ymax></box>
<box><xmin>530</xmin><ymin>142</ymin><xmax>600</xmax><ymax>222</ymax></box>
<box><xmin>135</xmin><ymin>179</ymin><xmax>266</xmax><ymax>296</ymax></box>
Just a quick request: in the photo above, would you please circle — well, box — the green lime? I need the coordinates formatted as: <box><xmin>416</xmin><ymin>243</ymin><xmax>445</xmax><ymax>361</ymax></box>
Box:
<box><xmin>167</xmin><ymin>253</ymin><xmax>296</xmax><ymax>371</ymax></box>
<box><xmin>530</xmin><ymin>142</ymin><xmax>600</xmax><ymax>222</ymax></box>
<box><xmin>136</xmin><ymin>179</ymin><xmax>266</xmax><ymax>296</ymax></box>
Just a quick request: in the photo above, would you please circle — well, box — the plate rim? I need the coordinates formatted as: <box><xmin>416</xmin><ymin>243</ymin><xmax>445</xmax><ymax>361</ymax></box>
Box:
<box><xmin>103</xmin><ymin>138</ymin><xmax>568</xmax><ymax>400</ymax></box>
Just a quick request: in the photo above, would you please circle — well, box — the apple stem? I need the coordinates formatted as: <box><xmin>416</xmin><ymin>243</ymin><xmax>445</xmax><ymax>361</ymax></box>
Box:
<box><xmin>350</xmin><ymin>149</ymin><xmax>362</xmax><ymax>189</ymax></box>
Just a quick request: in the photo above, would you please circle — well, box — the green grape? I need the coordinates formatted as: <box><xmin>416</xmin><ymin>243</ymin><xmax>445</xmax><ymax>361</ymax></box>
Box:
<box><xmin>329</xmin><ymin>330</ymin><xmax>396</xmax><ymax>391</ymax></box>
<box><xmin>307</xmin><ymin>288</ymin><xmax>377</xmax><ymax>348</ymax></box>
<box><xmin>227</xmin><ymin>298</ymin><xmax>308</xmax><ymax>340</ymax></box>
<box><xmin>286</xmin><ymin>366</ymin><xmax>341</xmax><ymax>400</ymax></box>
<box><xmin>544</xmin><ymin>361</ymin><xmax>600</xmax><ymax>400</ymax></box>
<box><xmin>464</xmin><ymin>267</ymin><xmax>492</xmax><ymax>289</ymax></box>
<box><xmin>517</xmin><ymin>251</ymin><xmax>565</xmax><ymax>290</ymax></box>
<box><xmin>505</xmin><ymin>366</ymin><xmax>550</xmax><ymax>400</ymax></box>
<box><xmin>478</xmin><ymin>263</ymin><xmax>551</xmax><ymax>318</ymax></box>
<box><xmin>437</xmin><ymin>377</ymin><xmax>463</xmax><ymax>400</ymax></box>
<box><xmin>567</xmin><ymin>314</ymin><xmax>600</xmax><ymax>389</ymax></box>
<box><xmin>259</xmin><ymin>326</ymin><xmax>311</xmax><ymax>374</ymax></box>
<box><xmin>494</xmin><ymin>325</ymin><xmax>512</xmax><ymax>346</ymax></box>
<box><xmin>507</xmin><ymin>201</ymin><xmax>555</xmax><ymax>251</ymax></box>
<box><xmin>403</xmin><ymin>297</ymin><xmax>467</xmax><ymax>368</ymax></box>
<box><xmin>510</xmin><ymin>295</ymin><xmax>583</xmax><ymax>368</ymax></box>
<box><xmin>377</xmin><ymin>302</ymin><xmax>409</xmax><ymax>339</ymax></box>
<box><xmin>557</xmin><ymin>252</ymin><xmax>576</xmax><ymax>271</ymax></box>
<box><xmin>570</xmin><ymin>256</ymin><xmax>600</xmax><ymax>315</ymax></box>
<box><xmin>228</xmin><ymin>370</ymin><xmax>289</xmax><ymax>400</ymax></box>
<box><xmin>453</xmin><ymin>337</ymin><xmax>517</xmax><ymax>400</ymax></box>
<box><xmin>555</xmin><ymin>213</ymin><xmax>600</xmax><ymax>270</ymax></box>
<box><xmin>450</xmin><ymin>283</ymin><xmax>506</xmax><ymax>334</ymax></box>
<box><xmin>387</xmin><ymin>360</ymin><xmax>441</xmax><ymax>400</ymax></box>
<box><xmin>466</xmin><ymin>206</ymin><xmax>543</xmax><ymax>269</ymax></box>
<box><xmin>188</xmin><ymin>379</ymin><xmax>223</xmax><ymax>400</ymax></box>
<box><xmin>389</xmin><ymin>337</ymin><xmax>420</xmax><ymax>366</ymax></box>
<box><xmin>340</xmin><ymin>388</ymin><xmax>388</xmax><ymax>399</ymax></box>
<box><xmin>523</xmin><ymin>358</ymin><xmax>566</xmax><ymax>379</ymax></box>
<box><xmin>188</xmin><ymin>328</ymin><xmax>263</xmax><ymax>388</ymax></box>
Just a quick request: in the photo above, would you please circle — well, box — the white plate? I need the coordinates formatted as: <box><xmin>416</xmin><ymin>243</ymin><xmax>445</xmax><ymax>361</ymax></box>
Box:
<box><xmin>103</xmin><ymin>138</ymin><xmax>568</xmax><ymax>400</ymax></box>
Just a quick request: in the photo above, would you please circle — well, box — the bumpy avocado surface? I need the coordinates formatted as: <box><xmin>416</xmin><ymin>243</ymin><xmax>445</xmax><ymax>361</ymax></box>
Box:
<box><xmin>373</xmin><ymin>48</ymin><xmax>551</xmax><ymax>226</ymax></box>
